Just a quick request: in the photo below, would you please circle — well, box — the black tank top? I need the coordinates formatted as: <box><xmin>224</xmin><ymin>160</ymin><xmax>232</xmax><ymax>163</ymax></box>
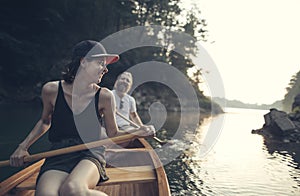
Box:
<box><xmin>48</xmin><ymin>81</ymin><xmax>102</xmax><ymax>143</ymax></box>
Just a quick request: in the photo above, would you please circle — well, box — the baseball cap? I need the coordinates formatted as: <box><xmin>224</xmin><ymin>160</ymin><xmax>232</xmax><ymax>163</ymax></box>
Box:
<box><xmin>72</xmin><ymin>40</ymin><xmax>119</xmax><ymax>65</ymax></box>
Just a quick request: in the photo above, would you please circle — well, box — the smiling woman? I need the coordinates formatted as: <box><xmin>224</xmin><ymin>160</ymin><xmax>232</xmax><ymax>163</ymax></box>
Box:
<box><xmin>5</xmin><ymin>40</ymin><xmax>156</xmax><ymax>196</ymax></box>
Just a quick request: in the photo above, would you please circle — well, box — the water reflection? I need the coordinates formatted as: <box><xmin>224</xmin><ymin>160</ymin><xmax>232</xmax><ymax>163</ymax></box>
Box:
<box><xmin>149</xmin><ymin>108</ymin><xmax>300</xmax><ymax>195</ymax></box>
<box><xmin>263</xmin><ymin>139</ymin><xmax>300</xmax><ymax>188</ymax></box>
<box><xmin>263</xmin><ymin>139</ymin><xmax>300</xmax><ymax>167</ymax></box>
<box><xmin>165</xmin><ymin>153</ymin><xmax>205</xmax><ymax>196</ymax></box>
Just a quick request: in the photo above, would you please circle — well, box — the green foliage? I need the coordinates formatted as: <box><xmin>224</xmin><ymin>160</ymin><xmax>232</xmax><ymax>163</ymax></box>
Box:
<box><xmin>0</xmin><ymin>0</ymin><xmax>220</xmax><ymax>114</ymax></box>
<box><xmin>0</xmin><ymin>0</ymin><xmax>138</xmax><ymax>101</ymax></box>
<box><xmin>282</xmin><ymin>70</ymin><xmax>300</xmax><ymax>112</ymax></box>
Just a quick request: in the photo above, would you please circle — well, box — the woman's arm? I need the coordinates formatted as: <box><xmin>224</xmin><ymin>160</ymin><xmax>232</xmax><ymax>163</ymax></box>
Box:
<box><xmin>99</xmin><ymin>88</ymin><xmax>124</xmax><ymax>137</ymax></box>
<box><xmin>10</xmin><ymin>82</ymin><xmax>58</xmax><ymax>167</ymax></box>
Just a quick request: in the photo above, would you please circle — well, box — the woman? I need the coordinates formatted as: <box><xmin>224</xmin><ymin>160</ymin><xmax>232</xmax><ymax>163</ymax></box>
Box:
<box><xmin>9</xmin><ymin>40</ymin><xmax>155</xmax><ymax>196</ymax></box>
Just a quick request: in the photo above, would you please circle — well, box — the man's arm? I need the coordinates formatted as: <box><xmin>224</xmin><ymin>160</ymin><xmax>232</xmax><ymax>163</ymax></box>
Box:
<box><xmin>129</xmin><ymin>111</ymin><xmax>143</xmax><ymax>126</ymax></box>
<box><xmin>128</xmin><ymin>96</ymin><xmax>144</xmax><ymax>126</ymax></box>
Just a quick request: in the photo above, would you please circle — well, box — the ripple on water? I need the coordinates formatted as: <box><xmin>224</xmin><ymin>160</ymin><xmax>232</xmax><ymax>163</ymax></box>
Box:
<box><xmin>167</xmin><ymin>109</ymin><xmax>300</xmax><ymax>196</ymax></box>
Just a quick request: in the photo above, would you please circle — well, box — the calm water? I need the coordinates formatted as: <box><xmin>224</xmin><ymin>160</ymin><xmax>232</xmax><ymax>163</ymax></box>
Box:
<box><xmin>160</xmin><ymin>108</ymin><xmax>300</xmax><ymax>196</ymax></box>
<box><xmin>1</xmin><ymin>105</ymin><xmax>300</xmax><ymax>195</ymax></box>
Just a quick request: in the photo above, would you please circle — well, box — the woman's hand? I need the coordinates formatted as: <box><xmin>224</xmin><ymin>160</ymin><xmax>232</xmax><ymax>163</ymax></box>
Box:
<box><xmin>139</xmin><ymin>125</ymin><xmax>156</xmax><ymax>138</ymax></box>
<box><xmin>10</xmin><ymin>145</ymin><xmax>30</xmax><ymax>167</ymax></box>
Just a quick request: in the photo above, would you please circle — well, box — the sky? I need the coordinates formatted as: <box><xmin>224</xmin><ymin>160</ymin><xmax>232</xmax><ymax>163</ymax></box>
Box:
<box><xmin>181</xmin><ymin>0</ymin><xmax>300</xmax><ymax>104</ymax></box>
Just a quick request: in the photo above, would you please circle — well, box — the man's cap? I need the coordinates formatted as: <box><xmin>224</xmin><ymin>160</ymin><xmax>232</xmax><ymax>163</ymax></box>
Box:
<box><xmin>72</xmin><ymin>40</ymin><xmax>119</xmax><ymax>65</ymax></box>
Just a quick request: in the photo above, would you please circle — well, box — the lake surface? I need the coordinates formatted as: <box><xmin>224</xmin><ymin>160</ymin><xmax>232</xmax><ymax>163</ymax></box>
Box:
<box><xmin>1</xmin><ymin>105</ymin><xmax>300</xmax><ymax>195</ymax></box>
<box><xmin>158</xmin><ymin>107</ymin><xmax>300</xmax><ymax>196</ymax></box>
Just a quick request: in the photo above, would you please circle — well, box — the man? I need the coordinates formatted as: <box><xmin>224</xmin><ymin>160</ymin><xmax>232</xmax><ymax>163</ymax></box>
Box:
<box><xmin>112</xmin><ymin>72</ymin><xmax>144</xmax><ymax>130</ymax></box>
<box><xmin>103</xmin><ymin>71</ymin><xmax>154</xmax><ymax>163</ymax></box>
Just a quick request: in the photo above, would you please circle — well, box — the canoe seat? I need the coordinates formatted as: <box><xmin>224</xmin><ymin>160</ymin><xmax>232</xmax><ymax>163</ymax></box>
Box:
<box><xmin>14</xmin><ymin>165</ymin><xmax>156</xmax><ymax>191</ymax></box>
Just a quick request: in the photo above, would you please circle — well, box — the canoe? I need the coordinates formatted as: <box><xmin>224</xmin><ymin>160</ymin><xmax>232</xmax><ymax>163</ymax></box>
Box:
<box><xmin>0</xmin><ymin>138</ymin><xmax>171</xmax><ymax>196</ymax></box>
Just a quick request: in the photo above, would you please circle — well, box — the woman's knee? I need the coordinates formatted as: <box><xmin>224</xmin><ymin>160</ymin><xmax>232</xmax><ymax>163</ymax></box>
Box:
<box><xmin>35</xmin><ymin>170</ymin><xmax>67</xmax><ymax>196</ymax></box>
<box><xmin>36</xmin><ymin>181</ymin><xmax>59</xmax><ymax>196</ymax></box>
<box><xmin>35</xmin><ymin>188</ymin><xmax>59</xmax><ymax>196</ymax></box>
<box><xmin>59</xmin><ymin>180</ymin><xmax>87</xmax><ymax>196</ymax></box>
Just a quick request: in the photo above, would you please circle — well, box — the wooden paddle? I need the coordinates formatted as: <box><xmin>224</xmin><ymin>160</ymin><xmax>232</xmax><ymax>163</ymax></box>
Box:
<box><xmin>0</xmin><ymin>130</ymin><xmax>144</xmax><ymax>167</ymax></box>
<box><xmin>116</xmin><ymin>111</ymin><xmax>170</xmax><ymax>145</ymax></box>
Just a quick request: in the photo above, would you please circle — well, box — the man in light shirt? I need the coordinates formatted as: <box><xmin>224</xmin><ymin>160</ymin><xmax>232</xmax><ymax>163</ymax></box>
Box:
<box><xmin>112</xmin><ymin>72</ymin><xmax>144</xmax><ymax>130</ymax></box>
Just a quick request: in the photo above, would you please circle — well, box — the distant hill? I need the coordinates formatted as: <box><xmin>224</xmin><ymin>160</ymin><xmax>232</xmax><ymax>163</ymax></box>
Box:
<box><xmin>213</xmin><ymin>97</ymin><xmax>283</xmax><ymax>110</ymax></box>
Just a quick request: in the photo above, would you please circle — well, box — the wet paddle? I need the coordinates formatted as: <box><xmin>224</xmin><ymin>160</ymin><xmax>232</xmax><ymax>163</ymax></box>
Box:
<box><xmin>0</xmin><ymin>130</ymin><xmax>144</xmax><ymax>167</ymax></box>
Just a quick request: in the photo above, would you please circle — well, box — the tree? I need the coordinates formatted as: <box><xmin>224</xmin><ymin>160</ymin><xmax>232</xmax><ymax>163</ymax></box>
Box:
<box><xmin>282</xmin><ymin>70</ymin><xmax>300</xmax><ymax>111</ymax></box>
<box><xmin>0</xmin><ymin>0</ymin><xmax>221</xmax><ymax>114</ymax></box>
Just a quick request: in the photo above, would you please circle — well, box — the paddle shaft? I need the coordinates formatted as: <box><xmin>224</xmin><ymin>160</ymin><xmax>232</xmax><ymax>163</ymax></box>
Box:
<box><xmin>0</xmin><ymin>130</ymin><xmax>144</xmax><ymax>167</ymax></box>
<box><xmin>116</xmin><ymin>111</ymin><xmax>141</xmax><ymax>128</ymax></box>
<box><xmin>116</xmin><ymin>111</ymin><xmax>167</xmax><ymax>144</ymax></box>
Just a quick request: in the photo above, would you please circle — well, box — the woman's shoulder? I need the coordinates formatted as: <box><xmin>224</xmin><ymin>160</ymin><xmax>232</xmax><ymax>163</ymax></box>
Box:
<box><xmin>42</xmin><ymin>81</ymin><xmax>59</xmax><ymax>95</ymax></box>
<box><xmin>99</xmin><ymin>87</ymin><xmax>114</xmax><ymax>99</ymax></box>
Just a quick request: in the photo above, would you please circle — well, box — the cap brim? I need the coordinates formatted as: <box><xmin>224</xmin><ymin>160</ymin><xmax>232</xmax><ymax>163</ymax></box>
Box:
<box><xmin>91</xmin><ymin>54</ymin><xmax>119</xmax><ymax>64</ymax></box>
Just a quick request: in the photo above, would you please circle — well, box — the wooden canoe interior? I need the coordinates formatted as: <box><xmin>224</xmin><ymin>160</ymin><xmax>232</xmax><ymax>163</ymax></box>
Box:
<box><xmin>0</xmin><ymin>139</ymin><xmax>170</xmax><ymax>196</ymax></box>
<box><xmin>8</xmin><ymin>165</ymin><xmax>158</xmax><ymax>196</ymax></box>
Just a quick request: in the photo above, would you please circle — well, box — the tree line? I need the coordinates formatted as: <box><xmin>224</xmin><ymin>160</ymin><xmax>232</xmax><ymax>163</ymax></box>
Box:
<box><xmin>283</xmin><ymin>70</ymin><xmax>300</xmax><ymax>112</ymax></box>
<box><xmin>0</xmin><ymin>0</ymin><xmax>222</xmax><ymax>113</ymax></box>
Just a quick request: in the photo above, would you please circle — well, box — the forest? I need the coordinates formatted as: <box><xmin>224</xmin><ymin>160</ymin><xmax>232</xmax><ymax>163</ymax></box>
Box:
<box><xmin>0</xmin><ymin>0</ymin><xmax>222</xmax><ymax>114</ymax></box>
<box><xmin>283</xmin><ymin>70</ymin><xmax>300</xmax><ymax>111</ymax></box>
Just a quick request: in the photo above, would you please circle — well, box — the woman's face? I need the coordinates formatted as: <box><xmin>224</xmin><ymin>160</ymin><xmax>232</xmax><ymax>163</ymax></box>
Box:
<box><xmin>82</xmin><ymin>58</ymin><xmax>108</xmax><ymax>83</ymax></box>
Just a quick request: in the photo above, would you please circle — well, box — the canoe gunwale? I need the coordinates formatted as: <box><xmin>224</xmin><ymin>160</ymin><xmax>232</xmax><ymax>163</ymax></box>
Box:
<box><xmin>0</xmin><ymin>138</ymin><xmax>171</xmax><ymax>196</ymax></box>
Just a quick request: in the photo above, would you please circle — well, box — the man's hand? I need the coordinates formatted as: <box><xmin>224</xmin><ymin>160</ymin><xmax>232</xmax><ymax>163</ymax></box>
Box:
<box><xmin>139</xmin><ymin>125</ymin><xmax>156</xmax><ymax>138</ymax></box>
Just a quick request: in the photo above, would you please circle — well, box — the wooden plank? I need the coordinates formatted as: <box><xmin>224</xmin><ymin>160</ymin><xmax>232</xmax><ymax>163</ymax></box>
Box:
<box><xmin>14</xmin><ymin>166</ymin><xmax>156</xmax><ymax>191</ymax></box>
<box><xmin>0</xmin><ymin>160</ymin><xmax>44</xmax><ymax>196</ymax></box>
<box><xmin>96</xmin><ymin>182</ymin><xmax>158</xmax><ymax>196</ymax></box>
<box><xmin>138</xmin><ymin>138</ymin><xmax>171</xmax><ymax>196</ymax></box>
<box><xmin>100</xmin><ymin>166</ymin><xmax>156</xmax><ymax>186</ymax></box>
<box><xmin>96</xmin><ymin>184</ymin><xmax>121</xmax><ymax>196</ymax></box>
<box><xmin>10</xmin><ymin>190</ymin><xmax>35</xmax><ymax>196</ymax></box>
<box><xmin>100</xmin><ymin>166</ymin><xmax>156</xmax><ymax>185</ymax></box>
<box><xmin>105</xmin><ymin>148</ymin><xmax>150</xmax><ymax>153</ymax></box>
<box><xmin>11</xmin><ymin>173</ymin><xmax>38</xmax><ymax>191</ymax></box>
